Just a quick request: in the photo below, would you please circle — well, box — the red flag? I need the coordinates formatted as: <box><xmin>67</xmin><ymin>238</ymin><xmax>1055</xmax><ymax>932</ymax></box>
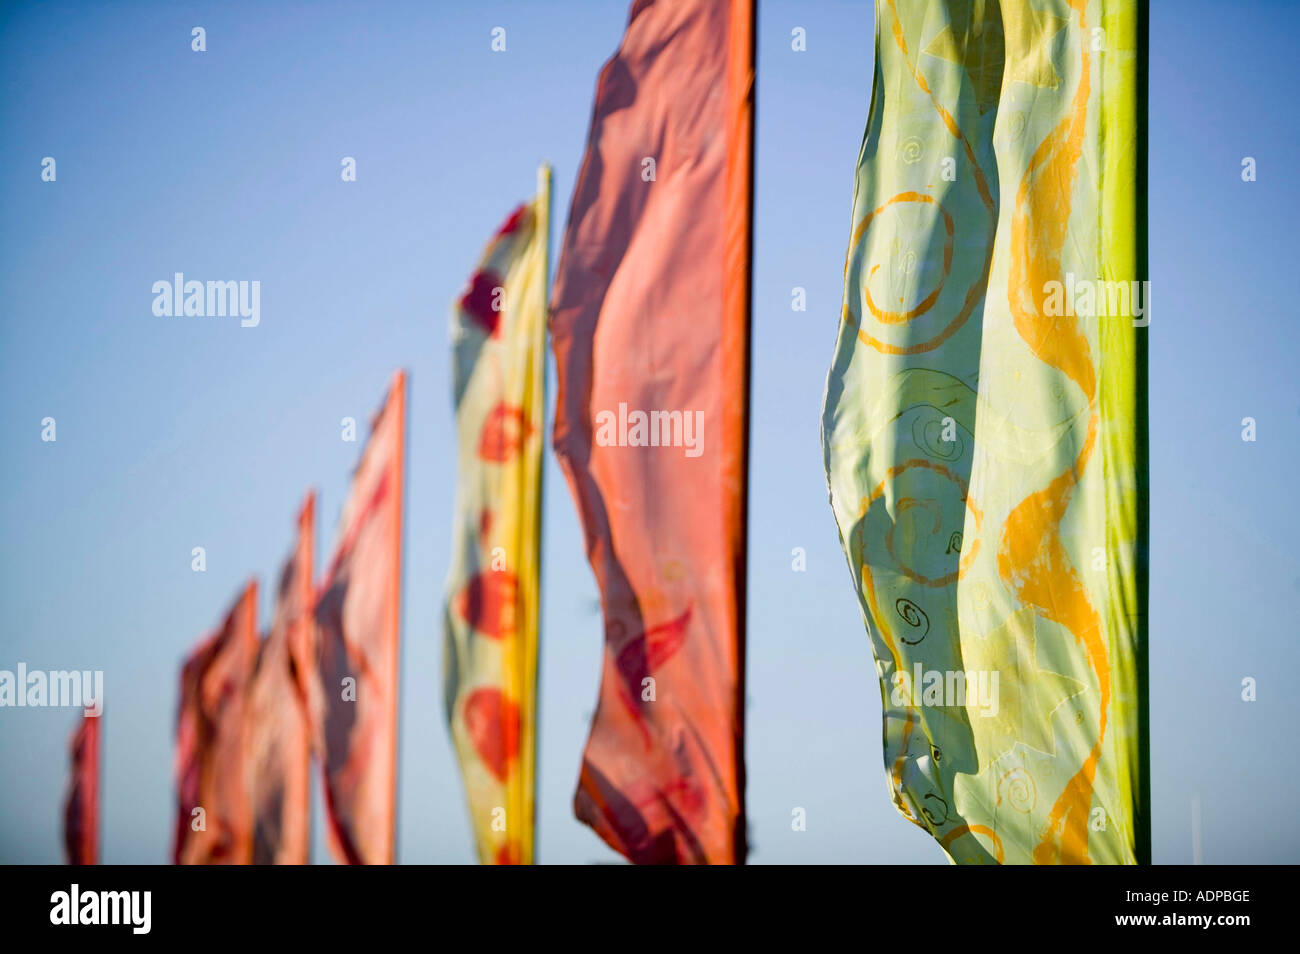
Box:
<box><xmin>63</xmin><ymin>712</ymin><xmax>101</xmax><ymax>865</ymax></box>
<box><xmin>247</xmin><ymin>492</ymin><xmax>315</xmax><ymax>864</ymax></box>
<box><xmin>549</xmin><ymin>0</ymin><xmax>755</xmax><ymax>864</ymax></box>
<box><xmin>313</xmin><ymin>372</ymin><xmax>406</xmax><ymax>864</ymax></box>
<box><xmin>174</xmin><ymin>581</ymin><xmax>258</xmax><ymax>864</ymax></box>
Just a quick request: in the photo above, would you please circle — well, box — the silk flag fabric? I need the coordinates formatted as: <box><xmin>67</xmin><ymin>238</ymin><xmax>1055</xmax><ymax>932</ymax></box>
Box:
<box><xmin>63</xmin><ymin>712</ymin><xmax>101</xmax><ymax>865</ymax></box>
<box><xmin>173</xmin><ymin>581</ymin><xmax>258</xmax><ymax>864</ymax></box>
<box><xmin>822</xmin><ymin>0</ymin><xmax>1146</xmax><ymax>864</ymax></box>
<box><xmin>247</xmin><ymin>492</ymin><xmax>315</xmax><ymax>864</ymax></box>
<box><xmin>313</xmin><ymin>372</ymin><xmax>406</xmax><ymax>864</ymax></box>
<box><xmin>444</xmin><ymin>168</ymin><xmax>550</xmax><ymax>865</ymax></box>
<box><xmin>550</xmin><ymin>0</ymin><xmax>754</xmax><ymax>864</ymax></box>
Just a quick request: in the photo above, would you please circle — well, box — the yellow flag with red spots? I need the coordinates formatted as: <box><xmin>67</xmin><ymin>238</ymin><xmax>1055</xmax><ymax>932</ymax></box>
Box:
<box><xmin>822</xmin><ymin>0</ymin><xmax>1147</xmax><ymax>864</ymax></box>
<box><xmin>443</xmin><ymin>165</ymin><xmax>550</xmax><ymax>864</ymax></box>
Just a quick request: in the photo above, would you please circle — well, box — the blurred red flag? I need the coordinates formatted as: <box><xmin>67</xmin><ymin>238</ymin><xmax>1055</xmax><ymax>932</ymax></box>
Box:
<box><xmin>549</xmin><ymin>0</ymin><xmax>754</xmax><ymax>863</ymax></box>
<box><xmin>313</xmin><ymin>372</ymin><xmax>406</xmax><ymax>864</ymax></box>
<box><xmin>174</xmin><ymin>581</ymin><xmax>258</xmax><ymax>864</ymax></box>
<box><xmin>63</xmin><ymin>712</ymin><xmax>101</xmax><ymax>865</ymax></box>
<box><xmin>247</xmin><ymin>492</ymin><xmax>315</xmax><ymax>864</ymax></box>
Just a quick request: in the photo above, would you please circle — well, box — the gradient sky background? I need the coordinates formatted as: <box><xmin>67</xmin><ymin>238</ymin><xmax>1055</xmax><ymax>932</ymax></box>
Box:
<box><xmin>2</xmin><ymin>0</ymin><xmax>1297</xmax><ymax>864</ymax></box>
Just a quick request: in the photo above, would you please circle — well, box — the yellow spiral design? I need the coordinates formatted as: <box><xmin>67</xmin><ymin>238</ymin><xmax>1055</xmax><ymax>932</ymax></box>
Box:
<box><xmin>997</xmin><ymin>767</ymin><xmax>1037</xmax><ymax>814</ymax></box>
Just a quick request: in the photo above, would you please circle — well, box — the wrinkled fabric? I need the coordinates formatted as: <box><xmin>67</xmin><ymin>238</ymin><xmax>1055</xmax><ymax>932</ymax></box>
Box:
<box><xmin>63</xmin><ymin>712</ymin><xmax>101</xmax><ymax>865</ymax></box>
<box><xmin>444</xmin><ymin>170</ymin><xmax>549</xmax><ymax>865</ymax></box>
<box><xmin>174</xmin><ymin>582</ymin><xmax>258</xmax><ymax>864</ymax></box>
<box><xmin>314</xmin><ymin>373</ymin><xmax>405</xmax><ymax>865</ymax></box>
<box><xmin>248</xmin><ymin>493</ymin><xmax>314</xmax><ymax>864</ymax></box>
<box><xmin>821</xmin><ymin>0</ymin><xmax>1145</xmax><ymax>864</ymax></box>
<box><xmin>550</xmin><ymin>0</ymin><xmax>754</xmax><ymax>864</ymax></box>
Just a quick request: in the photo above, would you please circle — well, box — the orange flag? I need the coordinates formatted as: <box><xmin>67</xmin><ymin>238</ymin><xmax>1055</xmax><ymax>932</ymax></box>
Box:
<box><xmin>549</xmin><ymin>0</ymin><xmax>755</xmax><ymax>864</ymax></box>
<box><xmin>313</xmin><ymin>372</ymin><xmax>406</xmax><ymax>864</ymax></box>
<box><xmin>174</xmin><ymin>581</ymin><xmax>258</xmax><ymax>864</ymax></box>
<box><xmin>63</xmin><ymin>712</ymin><xmax>101</xmax><ymax>865</ymax></box>
<box><xmin>247</xmin><ymin>492</ymin><xmax>315</xmax><ymax>864</ymax></box>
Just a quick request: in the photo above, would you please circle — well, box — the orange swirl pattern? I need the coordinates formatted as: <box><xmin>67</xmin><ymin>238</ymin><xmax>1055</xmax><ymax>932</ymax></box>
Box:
<box><xmin>822</xmin><ymin>0</ymin><xmax>1144</xmax><ymax>865</ymax></box>
<box><xmin>838</xmin><ymin>0</ymin><xmax>999</xmax><ymax>357</ymax></box>
<box><xmin>998</xmin><ymin>0</ymin><xmax>1108</xmax><ymax>865</ymax></box>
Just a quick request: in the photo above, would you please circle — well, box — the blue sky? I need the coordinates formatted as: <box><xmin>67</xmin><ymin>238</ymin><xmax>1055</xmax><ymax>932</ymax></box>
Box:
<box><xmin>1</xmin><ymin>0</ymin><xmax>1297</xmax><ymax>864</ymax></box>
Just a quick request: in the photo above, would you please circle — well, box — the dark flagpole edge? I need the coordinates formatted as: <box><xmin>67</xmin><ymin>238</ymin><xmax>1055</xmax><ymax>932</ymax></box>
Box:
<box><xmin>1135</xmin><ymin>0</ymin><xmax>1152</xmax><ymax>867</ymax></box>
<box><xmin>736</xmin><ymin>0</ymin><xmax>757</xmax><ymax>866</ymax></box>
<box><xmin>392</xmin><ymin>370</ymin><xmax>409</xmax><ymax>866</ymax></box>
<box><xmin>534</xmin><ymin>161</ymin><xmax>552</xmax><ymax>865</ymax></box>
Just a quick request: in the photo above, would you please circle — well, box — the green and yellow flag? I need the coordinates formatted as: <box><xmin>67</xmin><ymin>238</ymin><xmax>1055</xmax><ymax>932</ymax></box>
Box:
<box><xmin>444</xmin><ymin>165</ymin><xmax>550</xmax><ymax>864</ymax></box>
<box><xmin>822</xmin><ymin>0</ymin><xmax>1147</xmax><ymax>864</ymax></box>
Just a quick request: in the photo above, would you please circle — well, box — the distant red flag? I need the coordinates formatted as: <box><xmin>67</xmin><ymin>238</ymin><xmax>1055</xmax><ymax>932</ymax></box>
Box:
<box><xmin>313</xmin><ymin>372</ymin><xmax>406</xmax><ymax>865</ymax></box>
<box><xmin>247</xmin><ymin>492</ymin><xmax>315</xmax><ymax>864</ymax></box>
<box><xmin>174</xmin><ymin>581</ymin><xmax>258</xmax><ymax>865</ymax></box>
<box><xmin>63</xmin><ymin>712</ymin><xmax>101</xmax><ymax>865</ymax></box>
<box><xmin>549</xmin><ymin>0</ymin><xmax>755</xmax><ymax>864</ymax></box>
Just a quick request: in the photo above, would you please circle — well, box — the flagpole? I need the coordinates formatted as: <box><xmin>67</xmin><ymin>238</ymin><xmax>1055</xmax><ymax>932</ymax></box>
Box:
<box><xmin>532</xmin><ymin>160</ymin><xmax>552</xmax><ymax>866</ymax></box>
<box><xmin>301</xmin><ymin>492</ymin><xmax>316</xmax><ymax>866</ymax></box>
<box><xmin>391</xmin><ymin>370</ymin><xmax>408</xmax><ymax>866</ymax></box>
<box><xmin>732</xmin><ymin>0</ymin><xmax>757</xmax><ymax>865</ymax></box>
<box><xmin>1135</xmin><ymin>0</ymin><xmax>1152</xmax><ymax>868</ymax></box>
